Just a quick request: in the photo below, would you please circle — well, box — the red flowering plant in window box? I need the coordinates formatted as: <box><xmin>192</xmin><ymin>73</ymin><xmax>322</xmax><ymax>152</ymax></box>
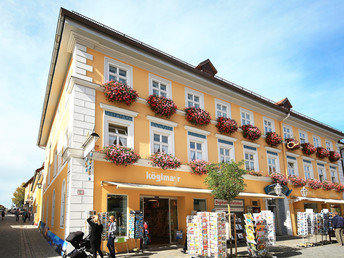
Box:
<box><xmin>316</xmin><ymin>147</ymin><xmax>330</xmax><ymax>159</ymax></box>
<box><xmin>285</xmin><ymin>138</ymin><xmax>301</xmax><ymax>151</ymax></box>
<box><xmin>321</xmin><ymin>180</ymin><xmax>335</xmax><ymax>191</ymax></box>
<box><xmin>301</xmin><ymin>143</ymin><xmax>316</xmax><ymax>155</ymax></box>
<box><xmin>147</xmin><ymin>95</ymin><xmax>177</xmax><ymax>118</ymax></box>
<box><xmin>216</xmin><ymin>117</ymin><xmax>238</xmax><ymax>135</ymax></box>
<box><xmin>329</xmin><ymin>151</ymin><xmax>341</xmax><ymax>162</ymax></box>
<box><xmin>246</xmin><ymin>171</ymin><xmax>263</xmax><ymax>177</ymax></box>
<box><xmin>334</xmin><ymin>183</ymin><xmax>344</xmax><ymax>193</ymax></box>
<box><xmin>265</xmin><ymin>132</ymin><xmax>283</xmax><ymax>147</ymax></box>
<box><xmin>184</xmin><ymin>107</ymin><xmax>211</xmax><ymax>126</ymax></box>
<box><xmin>101</xmin><ymin>145</ymin><xmax>140</xmax><ymax>166</ymax></box>
<box><xmin>188</xmin><ymin>160</ymin><xmax>211</xmax><ymax>175</ymax></box>
<box><xmin>102</xmin><ymin>80</ymin><xmax>138</xmax><ymax>105</ymax></box>
<box><xmin>149</xmin><ymin>152</ymin><xmax>181</xmax><ymax>170</ymax></box>
<box><xmin>241</xmin><ymin>124</ymin><xmax>262</xmax><ymax>141</ymax></box>
<box><xmin>270</xmin><ymin>173</ymin><xmax>288</xmax><ymax>186</ymax></box>
<box><xmin>288</xmin><ymin>175</ymin><xmax>307</xmax><ymax>187</ymax></box>
<box><xmin>307</xmin><ymin>179</ymin><xmax>322</xmax><ymax>190</ymax></box>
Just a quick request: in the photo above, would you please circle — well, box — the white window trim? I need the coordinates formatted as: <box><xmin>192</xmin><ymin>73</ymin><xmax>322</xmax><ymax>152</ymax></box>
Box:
<box><xmin>298</xmin><ymin>129</ymin><xmax>308</xmax><ymax>144</ymax></box>
<box><xmin>330</xmin><ymin>167</ymin><xmax>338</xmax><ymax>183</ymax></box>
<box><xmin>325</xmin><ymin>140</ymin><xmax>333</xmax><ymax>151</ymax></box>
<box><xmin>240</xmin><ymin>108</ymin><xmax>254</xmax><ymax>126</ymax></box>
<box><xmin>266</xmin><ymin>152</ymin><xmax>280</xmax><ymax>174</ymax></box>
<box><xmin>150</xmin><ymin>123</ymin><xmax>175</xmax><ymax>155</ymax></box>
<box><xmin>60</xmin><ymin>180</ymin><xmax>66</xmax><ymax>228</ymax></box>
<box><xmin>243</xmin><ymin>148</ymin><xmax>259</xmax><ymax>171</ymax></box>
<box><xmin>313</xmin><ymin>135</ymin><xmax>321</xmax><ymax>148</ymax></box>
<box><xmin>185</xmin><ymin>87</ymin><xmax>204</xmax><ymax>109</ymax></box>
<box><xmin>282</xmin><ymin>124</ymin><xmax>293</xmax><ymax>139</ymax></box>
<box><xmin>215</xmin><ymin>134</ymin><xmax>238</xmax><ymax>142</ymax></box>
<box><xmin>317</xmin><ymin>164</ymin><xmax>327</xmax><ymax>181</ymax></box>
<box><xmin>287</xmin><ymin>158</ymin><xmax>299</xmax><ymax>176</ymax></box>
<box><xmin>187</xmin><ymin>133</ymin><xmax>208</xmax><ymax>162</ymax></box>
<box><xmin>149</xmin><ymin>73</ymin><xmax>172</xmax><ymax>99</ymax></box>
<box><xmin>263</xmin><ymin>117</ymin><xmax>275</xmax><ymax>134</ymax></box>
<box><xmin>147</xmin><ymin>115</ymin><xmax>178</xmax><ymax>128</ymax></box>
<box><xmin>218</xmin><ymin>140</ymin><xmax>235</xmax><ymax>163</ymax></box>
<box><xmin>215</xmin><ymin>99</ymin><xmax>231</xmax><ymax>119</ymax></box>
<box><xmin>53</xmin><ymin>151</ymin><xmax>57</xmax><ymax>177</ymax></box>
<box><xmin>286</xmin><ymin>151</ymin><xmax>300</xmax><ymax>158</ymax></box>
<box><xmin>241</xmin><ymin>140</ymin><xmax>260</xmax><ymax>148</ymax></box>
<box><xmin>265</xmin><ymin>147</ymin><xmax>282</xmax><ymax>153</ymax></box>
<box><xmin>46</xmin><ymin>198</ymin><xmax>49</xmax><ymax>224</ymax></box>
<box><xmin>303</xmin><ymin>161</ymin><xmax>314</xmax><ymax>179</ymax></box>
<box><xmin>51</xmin><ymin>190</ymin><xmax>55</xmax><ymax>227</ymax></box>
<box><xmin>104</xmin><ymin>57</ymin><xmax>133</xmax><ymax>87</ymax></box>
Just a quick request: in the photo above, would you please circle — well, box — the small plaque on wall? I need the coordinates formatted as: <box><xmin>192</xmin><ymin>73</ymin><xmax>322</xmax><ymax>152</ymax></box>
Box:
<box><xmin>252</xmin><ymin>200</ymin><xmax>259</xmax><ymax>206</ymax></box>
<box><xmin>77</xmin><ymin>189</ymin><xmax>85</xmax><ymax>196</ymax></box>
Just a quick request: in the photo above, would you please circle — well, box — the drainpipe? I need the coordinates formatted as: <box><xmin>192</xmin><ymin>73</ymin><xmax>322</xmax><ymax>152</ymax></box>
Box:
<box><xmin>280</xmin><ymin>111</ymin><xmax>291</xmax><ymax>178</ymax></box>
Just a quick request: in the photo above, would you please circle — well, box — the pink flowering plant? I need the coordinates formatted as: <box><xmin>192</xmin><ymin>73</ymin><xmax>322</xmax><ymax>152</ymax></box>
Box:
<box><xmin>241</xmin><ymin>124</ymin><xmax>262</xmax><ymax>141</ymax></box>
<box><xmin>147</xmin><ymin>95</ymin><xmax>177</xmax><ymax>118</ymax></box>
<box><xmin>301</xmin><ymin>143</ymin><xmax>317</xmax><ymax>155</ymax></box>
<box><xmin>216</xmin><ymin>117</ymin><xmax>238</xmax><ymax>135</ymax></box>
<box><xmin>149</xmin><ymin>152</ymin><xmax>181</xmax><ymax>170</ymax></box>
<box><xmin>316</xmin><ymin>147</ymin><xmax>330</xmax><ymax>159</ymax></box>
<box><xmin>288</xmin><ymin>175</ymin><xmax>307</xmax><ymax>187</ymax></box>
<box><xmin>265</xmin><ymin>132</ymin><xmax>283</xmax><ymax>147</ymax></box>
<box><xmin>184</xmin><ymin>107</ymin><xmax>211</xmax><ymax>126</ymax></box>
<box><xmin>246</xmin><ymin>171</ymin><xmax>263</xmax><ymax>177</ymax></box>
<box><xmin>334</xmin><ymin>183</ymin><xmax>344</xmax><ymax>193</ymax></box>
<box><xmin>189</xmin><ymin>160</ymin><xmax>211</xmax><ymax>175</ymax></box>
<box><xmin>270</xmin><ymin>173</ymin><xmax>288</xmax><ymax>186</ymax></box>
<box><xmin>102</xmin><ymin>80</ymin><xmax>138</xmax><ymax>105</ymax></box>
<box><xmin>321</xmin><ymin>180</ymin><xmax>335</xmax><ymax>191</ymax></box>
<box><xmin>307</xmin><ymin>179</ymin><xmax>322</xmax><ymax>190</ymax></box>
<box><xmin>329</xmin><ymin>151</ymin><xmax>341</xmax><ymax>162</ymax></box>
<box><xmin>101</xmin><ymin>145</ymin><xmax>140</xmax><ymax>166</ymax></box>
<box><xmin>285</xmin><ymin>138</ymin><xmax>301</xmax><ymax>151</ymax></box>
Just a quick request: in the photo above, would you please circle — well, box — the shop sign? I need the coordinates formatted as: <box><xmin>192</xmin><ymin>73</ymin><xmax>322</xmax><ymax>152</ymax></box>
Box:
<box><xmin>214</xmin><ymin>199</ymin><xmax>244</xmax><ymax>207</ymax></box>
<box><xmin>146</xmin><ymin>171</ymin><xmax>181</xmax><ymax>183</ymax></box>
<box><xmin>215</xmin><ymin>207</ymin><xmax>244</xmax><ymax>212</ymax></box>
<box><xmin>264</xmin><ymin>184</ymin><xmax>292</xmax><ymax>196</ymax></box>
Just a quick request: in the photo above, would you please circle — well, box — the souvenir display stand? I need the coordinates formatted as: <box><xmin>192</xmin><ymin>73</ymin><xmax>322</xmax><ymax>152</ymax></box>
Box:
<box><xmin>187</xmin><ymin>212</ymin><xmax>227</xmax><ymax>257</ymax></box>
<box><xmin>128</xmin><ymin>211</ymin><xmax>144</xmax><ymax>251</ymax></box>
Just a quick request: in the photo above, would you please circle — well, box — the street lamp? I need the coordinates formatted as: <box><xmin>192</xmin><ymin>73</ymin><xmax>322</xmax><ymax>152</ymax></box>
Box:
<box><xmin>301</xmin><ymin>186</ymin><xmax>308</xmax><ymax>197</ymax></box>
<box><xmin>275</xmin><ymin>183</ymin><xmax>282</xmax><ymax>196</ymax></box>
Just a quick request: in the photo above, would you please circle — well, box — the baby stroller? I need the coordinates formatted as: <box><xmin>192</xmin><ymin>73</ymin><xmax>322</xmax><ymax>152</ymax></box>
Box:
<box><xmin>63</xmin><ymin>231</ymin><xmax>92</xmax><ymax>258</ymax></box>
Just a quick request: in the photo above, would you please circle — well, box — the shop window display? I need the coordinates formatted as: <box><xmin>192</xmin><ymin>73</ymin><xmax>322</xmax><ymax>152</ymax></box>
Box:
<box><xmin>107</xmin><ymin>195</ymin><xmax>128</xmax><ymax>236</ymax></box>
<box><xmin>194</xmin><ymin>199</ymin><xmax>207</xmax><ymax>211</ymax></box>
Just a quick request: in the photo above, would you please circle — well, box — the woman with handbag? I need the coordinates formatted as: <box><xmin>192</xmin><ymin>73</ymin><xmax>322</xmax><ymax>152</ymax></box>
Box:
<box><xmin>107</xmin><ymin>216</ymin><xmax>117</xmax><ymax>257</ymax></box>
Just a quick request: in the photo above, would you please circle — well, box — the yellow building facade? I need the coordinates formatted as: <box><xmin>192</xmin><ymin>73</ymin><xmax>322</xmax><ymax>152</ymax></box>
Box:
<box><xmin>37</xmin><ymin>8</ymin><xmax>344</xmax><ymax>252</ymax></box>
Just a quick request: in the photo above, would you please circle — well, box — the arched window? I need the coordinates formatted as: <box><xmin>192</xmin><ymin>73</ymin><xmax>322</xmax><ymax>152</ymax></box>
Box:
<box><xmin>60</xmin><ymin>180</ymin><xmax>66</xmax><ymax>227</ymax></box>
<box><xmin>51</xmin><ymin>190</ymin><xmax>55</xmax><ymax>226</ymax></box>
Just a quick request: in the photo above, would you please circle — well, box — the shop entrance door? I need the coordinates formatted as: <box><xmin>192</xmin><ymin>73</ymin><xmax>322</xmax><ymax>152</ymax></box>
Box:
<box><xmin>267</xmin><ymin>199</ymin><xmax>280</xmax><ymax>235</ymax></box>
<box><xmin>142</xmin><ymin>197</ymin><xmax>173</xmax><ymax>244</ymax></box>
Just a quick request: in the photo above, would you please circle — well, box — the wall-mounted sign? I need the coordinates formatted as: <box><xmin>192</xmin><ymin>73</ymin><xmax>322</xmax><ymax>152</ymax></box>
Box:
<box><xmin>214</xmin><ymin>199</ymin><xmax>244</xmax><ymax>213</ymax></box>
<box><xmin>146</xmin><ymin>171</ymin><xmax>181</xmax><ymax>183</ymax></box>
<box><xmin>77</xmin><ymin>189</ymin><xmax>84</xmax><ymax>196</ymax></box>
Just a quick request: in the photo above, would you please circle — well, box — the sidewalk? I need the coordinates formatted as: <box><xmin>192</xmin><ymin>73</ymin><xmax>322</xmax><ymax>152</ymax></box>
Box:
<box><xmin>0</xmin><ymin>214</ymin><xmax>59</xmax><ymax>258</ymax></box>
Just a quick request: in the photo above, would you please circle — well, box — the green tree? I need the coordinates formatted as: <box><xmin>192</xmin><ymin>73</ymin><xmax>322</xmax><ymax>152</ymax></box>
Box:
<box><xmin>12</xmin><ymin>182</ymin><xmax>25</xmax><ymax>207</ymax></box>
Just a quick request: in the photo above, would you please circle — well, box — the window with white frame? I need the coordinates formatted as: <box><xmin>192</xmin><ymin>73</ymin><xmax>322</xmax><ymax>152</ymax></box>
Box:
<box><xmin>313</xmin><ymin>135</ymin><xmax>321</xmax><ymax>148</ymax></box>
<box><xmin>53</xmin><ymin>150</ymin><xmax>57</xmax><ymax>177</ymax></box>
<box><xmin>303</xmin><ymin>160</ymin><xmax>313</xmax><ymax>179</ymax></box>
<box><xmin>48</xmin><ymin>164</ymin><xmax>51</xmax><ymax>185</ymax></box>
<box><xmin>287</xmin><ymin>156</ymin><xmax>298</xmax><ymax>176</ymax></box>
<box><xmin>263</xmin><ymin>118</ymin><xmax>274</xmax><ymax>134</ymax></box>
<box><xmin>330</xmin><ymin>167</ymin><xmax>338</xmax><ymax>183</ymax></box>
<box><xmin>283</xmin><ymin>125</ymin><xmax>293</xmax><ymax>139</ymax></box>
<box><xmin>218</xmin><ymin>139</ymin><xmax>235</xmax><ymax>163</ymax></box>
<box><xmin>325</xmin><ymin>140</ymin><xmax>333</xmax><ymax>151</ymax></box>
<box><xmin>46</xmin><ymin>197</ymin><xmax>49</xmax><ymax>225</ymax></box>
<box><xmin>150</xmin><ymin>122</ymin><xmax>174</xmax><ymax>155</ymax></box>
<box><xmin>108</xmin><ymin>124</ymin><xmax>128</xmax><ymax>146</ymax></box>
<box><xmin>51</xmin><ymin>190</ymin><xmax>55</xmax><ymax>226</ymax></box>
<box><xmin>188</xmin><ymin>131</ymin><xmax>208</xmax><ymax>161</ymax></box>
<box><xmin>299</xmin><ymin>130</ymin><xmax>308</xmax><ymax>144</ymax></box>
<box><xmin>185</xmin><ymin>88</ymin><xmax>204</xmax><ymax>108</ymax></box>
<box><xmin>60</xmin><ymin>180</ymin><xmax>66</xmax><ymax>227</ymax></box>
<box><xmin>215</xmin><ymin>99</ymin><xmax>231</xmax><ymax>118</ymax></box>
<box><xmin>149</xmin><ymin>74</ymin><xmax>172</xmax><ymax>98</ymax></box>
<box><xmin>267</xmin><ymin>151</ymin><xmax>280</xmax><ymax>174</ymax></box>
<box><xmin>241</xmin><ymin>109</ymin><xmax>254</xmax><ymax>126</ymax></box>
<box><xmin>104</xmin><ymin>57</ymin><xmax>132</xmax><ymax>86</ymax></box>
<box><xmin>317</xmin><ymin>164</ymin><xmax>326</xmax><ymax>182</ymax></box>
<box><xmin>244</xmin><ymin>146</ymin><xmax>258</xmax><ymax>171</ymax></box>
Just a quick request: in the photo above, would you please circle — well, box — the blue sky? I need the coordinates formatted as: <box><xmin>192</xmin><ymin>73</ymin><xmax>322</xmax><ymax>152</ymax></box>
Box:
<box><xmin>1</xmin><ymin>1</ymin><xmax>344</xmax><ymax>207</ymax></box>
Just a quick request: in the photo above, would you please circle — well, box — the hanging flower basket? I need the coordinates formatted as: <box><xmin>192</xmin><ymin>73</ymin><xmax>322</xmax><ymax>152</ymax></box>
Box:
<box><xmin>241</xmin><ymin>125</ymin><xmax>262</xmax><ymax>141</ymax></box>
<box><xmin>270</xmin><ymin>173</ymin><xmax>288</xmax><ymax>186</ymax></box>
<box><xmin>246</xmin><ymin>171</ymin><xmax>263</xmax><ymax>177</ymax></box>
<box><xmin>149</xmin><ymin>152</ymin><xmax>181</xmax><ymax>170</ymax></box>
<box><xmin>265</xmin><ymin>132</ymin><xmax>282</xmax><ymax>147</ymax></box>
<box><xmin>316</xmin><ymin>147</ymin><xmax>330</xmax><ymax>159</ymax></box>
<box><xmin>188</xmin><ymin>160</ymin><xmax>210</xmax><ymax>175</ymax></box>
<box><xmin>307</xmin><ymin>179</ymin><xmax>322</xmax><ymax>190</ymax></box>
<box><xmin>216</xmin><ymin>117</ymin><xmax>238</xmax><ymax>135</ymax></box>
<box><xmin>334</xmin><ymin>183</ymin><xmax>344</xmax><ymax>193</ymax></box>
<box><xmin>322</xmin><ymin>180</ymin><xmax>335</xmax><ymax>191</ymax></box>
<box><xmin>329</xmin><ymin>151</ymin><xmax>341</xmax><ymax>162</ymax></box>
<box><xmin>102</xmin><ymin>81</ymin><xmax>138</xmax><ymax>105</ymax></box>
<box><xmin>301</xmin><ymin>143</ymin><xmax>316</xmax><ymax>155</ymax></box>
<box><xmin>285</xmin><ymin>138</ymin><xmax>301</xmax><ymax>151</ymax></box>
<box><xmin>147</xmin><ymin>95</ymin><xmax>177</xmax><ymax>118</ymax></box>
<box><xmin>288</xmin><ymin>175</ymin><xmax>307</xmax><ymax>187</ymax></box>
<box><xmin>101</xmin><ymin>145</ymin><xmax>140</xmax><ymax>166</ymax></box>
<box><xmin>184</xmin><ymin>107</ymin><xmax>211</xmax><ymax>126</ymax></box>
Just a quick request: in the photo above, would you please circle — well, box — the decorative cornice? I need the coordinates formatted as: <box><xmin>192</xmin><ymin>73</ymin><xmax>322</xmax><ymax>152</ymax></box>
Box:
<box><xmin>241</xmin><ymin>140</ymin><xmax>260</xmax><ymax>148</ymax></box>
<box><xmin>286</xmin><ymin>152</ymin><xmax>300</xmax><ymax>158</ymax></box>
<box><xmin>100</xmin><ymin>103</ymin><xmax>139</xmax><ymax>117</ymax></box>
<box><xmin>265</xmin><ymin>147</ymin><xmax>282</xmax><ymax>153</ymax></box>
<box><xmin>184</xmin><ymin>125</ymin><xmax>211</xmax><ymax>136</ymax></box>
<box><xmin>146</xmin><ymin>115</ymin><xmax>178</xmax><ymax>127</ymax></box>
<box><xmin>215</xmin><ymin>134</ymin><xmax>238</xmax><ymax>142</ymax></box>
<box><xmin>302</xmin><ymin>156</ymin><xmax>315</xmax><ymax>161</ymax></box>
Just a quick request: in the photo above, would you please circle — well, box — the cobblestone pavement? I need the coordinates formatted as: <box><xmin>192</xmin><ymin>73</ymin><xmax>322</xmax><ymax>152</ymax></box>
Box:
<box><xmin>0</xmin><ymin>214</ymin><xmax>59</xmax><ymax>258</ymax></box>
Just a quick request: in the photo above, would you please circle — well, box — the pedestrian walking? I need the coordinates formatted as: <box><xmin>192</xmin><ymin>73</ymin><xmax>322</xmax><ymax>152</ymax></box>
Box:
<box><xmin>87</xmin><ymin>215</ymin><xmax>104</xmax><ymax>258</ymax></box>
<box><xmin>28</xmin><ymin>211</ymin><xmax>31</xmax><ymax>221</ymax></box>
<box><xmin>15</xmin><ymin>209</ymin><xmax>19</xmax><ymax>221</ymax></box>
<box><xmin>107</xmin><ymin>216</ymin><xmax>117</xmax><ymax>258</ymax></box>
<box><xmin>1</xmin><ymin>210</ymin><xmax>5</xmax><ymax>220</ymax></box>
<box><xmin>22</xmin><ymin>210</ymin><xmax>27</xmax><ymax>223</ymax></box>
<box><xmin>332</xmin><ymin>211</ymin><xmax>344</xmax><ymax>246</ymax></box>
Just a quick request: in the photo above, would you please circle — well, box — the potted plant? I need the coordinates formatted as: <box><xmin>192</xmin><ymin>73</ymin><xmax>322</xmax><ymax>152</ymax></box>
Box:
<box><xmin>329</xmin><ymin>151</ymin><xmax>341</xmax><ymax>162</ymax></box>
<box><xmin>184</xmin><ymin>107</ymin><xmax>211</xmax><ymax>126</ymax></box>
<box><xmin>216</xmin><ymin>117</ymin><xmax>238</xmax><ymax>135</ymax></box>
<box><xmin>241</xmin><ymin>124</ymin><xmax>262</xmax><ymax>141</ymax></box>
<box><xmin>101</xmin><ymin>145</ymin><xmax>140</xmax><ymax>166</ymax></box>
<box><xmin>301</xmin><ymin>143</ymin><xmax>316</xmax><ymax>155</ymax></box>
<box><xmin>149</xmin><ymin>152</ymin><xmax>181</xmax><ymax>170</ymax></box>
<box><xmin>307</xmin><ymin>179</ymin><xmax>322</xmax><ymax>190</ymax></box>
<box><xmin>285</xmin><ymin>138</ymin><xmax>301</xmax><ymax>151</ymax></box>
<box><xmin>265</xmin><ymin>132</ymin><xmax>282</xmax><ymax>147</ymax></box>
<box><xmin>270</xmin><ymin>173</ymin><xmax>288</xmax><ymax>186</ymax></box>
<box><xmin>246</xmin><ymin>171</ymin><xmax>263</xmax><ymax>177</ymax></box>
<box><xmin>321</xmin><ymin>180</ymin><xmax>335</xmax><ymax>191</ymax></box>
<box><xmin>316</xmin><ymin>147</ymin><xmax>330</xmax><ymax>159</ymax></box>
<box><xmin>147</xmin><ymin>95</ymin><xmax>177</xmax><ymax>118</ymax></box>
<box><xmin>288</xmin><ymin>175</ymin><xmax>307</xmax><ymax>187</ymax></box>
<box><xmin>102</xmin><ymin>80</ymin><xmax>138</xmax><ymax>105</ymax></box>
<box><xmin>188</xmin><ymin>160</ymin><xmax>211</xmax><ymax>175</ymax></box>
<box><xmin>334</xmin><ymin>183</ymin><xmax>344</xmax><ymax>193</ymax></box>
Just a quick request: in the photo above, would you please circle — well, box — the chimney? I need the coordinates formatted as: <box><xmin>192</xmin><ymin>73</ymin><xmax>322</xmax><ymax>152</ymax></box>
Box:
<box><xmin>196</xmin><ymin>59</ymin><xmax>218</xmax><ymax>77</ymax></box>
